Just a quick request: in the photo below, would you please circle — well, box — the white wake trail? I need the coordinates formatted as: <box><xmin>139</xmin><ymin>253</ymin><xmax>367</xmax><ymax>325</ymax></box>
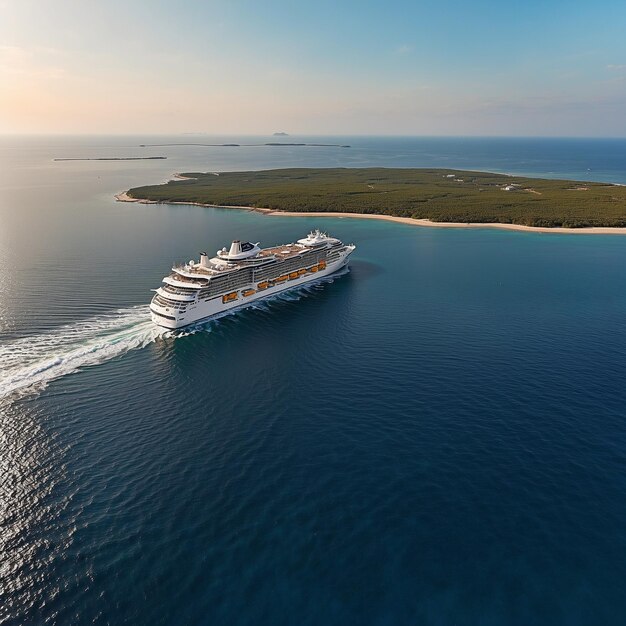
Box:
<box><xmin>0</xmin><ymin>306</ymin><xmax>163</xmax><ymax>399</ymax></box>
<box><xmin>0</xmin><ymin>269</ymin><xmax>350</xmax><ymax>399</ymax></box>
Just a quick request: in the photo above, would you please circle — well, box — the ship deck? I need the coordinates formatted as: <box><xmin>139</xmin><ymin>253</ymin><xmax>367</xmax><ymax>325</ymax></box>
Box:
<box><xmin>173</xmin><ymin>242</ymin><xmax>321</xmax><ymax>280</ymax></box>
<box><xmin>259</xmin><ymin>243</ymin><xmax>308</xmax><ymax>259</ymax></box>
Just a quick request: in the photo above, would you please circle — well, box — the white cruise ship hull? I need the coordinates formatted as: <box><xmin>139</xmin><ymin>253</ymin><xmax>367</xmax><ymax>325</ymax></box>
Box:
<box><xmin>150</xmin><ymin>250</ymin><xmax>352</xmax><ymax>330</ymax></box>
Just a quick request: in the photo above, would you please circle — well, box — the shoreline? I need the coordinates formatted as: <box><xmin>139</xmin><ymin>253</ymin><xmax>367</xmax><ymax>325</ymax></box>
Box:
<box><xmin>114</xmin><ymin>191</ymin><xmax>626</xmax><ymax>235</ymax></box>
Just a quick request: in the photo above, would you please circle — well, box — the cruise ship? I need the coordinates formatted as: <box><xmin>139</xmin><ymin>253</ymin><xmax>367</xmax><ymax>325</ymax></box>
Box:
<box><xmin>150</xmin><ymin>230</ymin><xmax>355</xmax><ymax>329</ymax></box>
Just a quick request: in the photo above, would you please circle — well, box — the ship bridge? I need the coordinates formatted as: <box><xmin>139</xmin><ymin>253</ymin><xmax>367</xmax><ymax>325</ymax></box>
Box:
<box><xmin>297</xmin><ymin>230</ymin><xmax>337</xmax><ymax>247</ymax></box>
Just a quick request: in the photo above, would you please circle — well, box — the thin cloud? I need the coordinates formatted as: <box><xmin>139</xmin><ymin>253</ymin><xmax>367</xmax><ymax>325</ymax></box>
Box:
<box><xmin>0</xmin><ymin>45</ymin><xmax>69</xmax><ymax>80</ymax></box>
<box><xmin>394</xmin><ymin>44</ymin><xmax>413</xmax><ymax>55</ymax></box>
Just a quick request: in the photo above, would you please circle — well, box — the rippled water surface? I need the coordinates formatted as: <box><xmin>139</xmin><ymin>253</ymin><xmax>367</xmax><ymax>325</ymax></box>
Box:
<box><xmin>1</xmin><ymin>136</ymin><xmax>626</xmax><ymax>625</ymax></box>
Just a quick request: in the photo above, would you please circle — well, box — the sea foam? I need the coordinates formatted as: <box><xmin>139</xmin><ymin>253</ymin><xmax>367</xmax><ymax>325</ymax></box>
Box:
<box><xmin>0</xmin><ymin>306</ymin><xmax>164</xmax><ymax>399</ymax></box>
<box><xmin>0</xmin><ymin>269</ymin><xmax>348</xmax><ymax>400</ymax></box>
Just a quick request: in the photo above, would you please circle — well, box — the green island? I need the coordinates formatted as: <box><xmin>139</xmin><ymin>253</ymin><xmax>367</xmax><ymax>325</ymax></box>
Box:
<box><xmin>126</xmin><ymin>168</ymin><xmax>626</xmax><ymax>228</ymax></box>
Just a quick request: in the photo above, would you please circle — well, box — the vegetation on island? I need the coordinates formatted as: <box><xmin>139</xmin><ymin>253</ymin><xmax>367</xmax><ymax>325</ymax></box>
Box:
<box><xmin>126</xmin><ymin>168</ymin><xmax>626</xmax><ymax>228</ymax></box>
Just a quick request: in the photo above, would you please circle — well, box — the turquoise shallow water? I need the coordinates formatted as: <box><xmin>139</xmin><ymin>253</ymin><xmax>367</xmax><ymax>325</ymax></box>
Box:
<box><xmin>1</xmin><ymin>136</ymin><xmax>626</xmax><ymax>625</ymax></box>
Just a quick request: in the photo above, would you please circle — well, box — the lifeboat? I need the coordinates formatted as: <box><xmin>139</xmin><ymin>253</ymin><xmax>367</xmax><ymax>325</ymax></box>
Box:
<box><xmin>309</xmin><ymin>266</ymin><xmax>318</xmax><ymax>273</ymax></box>
<box><xmin>289</xmin><ymin>271</ymin><xmax>299</xmax><ymax>280</ymax></box>
<box><xmin>275</xmin><ymin>275</ymin><xmax>288</xmax><ymax>282</ymax></box>
<box><xmin>242</xmin><ymin>289</ymin><xmax>256</xmax><ymax>297</ymax></box>
<box><xmin>222</xmin><ymin>292</ymin><xmax>238</xmax><ymax>304</ymax></box>
<box><xmin>298</xmin><ymin>269</ymin><xmax>307</xmax><ymax>276</ymax></box>
<box><xmin>318</xmin><ymin>260</ymin><xmax>327</xmax><ymax>270</ymax></box>
<box><xmin>257</xmin><ymin>281</ymin><xmax>270</xmax><ymax>289</ymax></box>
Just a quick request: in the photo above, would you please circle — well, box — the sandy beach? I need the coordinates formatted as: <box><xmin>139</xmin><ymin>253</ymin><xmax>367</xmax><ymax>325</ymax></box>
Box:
<box><xmin>115</xmin><ymin>191</ymin><xmax>626</xmax><ymax>235</ymax></box>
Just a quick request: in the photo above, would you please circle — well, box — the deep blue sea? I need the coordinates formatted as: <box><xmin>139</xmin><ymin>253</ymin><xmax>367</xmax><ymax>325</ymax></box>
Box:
<box><xmin>1</xmin><ymin>136</ymin><xmax>626</xmax><ymax>625</ymax></box>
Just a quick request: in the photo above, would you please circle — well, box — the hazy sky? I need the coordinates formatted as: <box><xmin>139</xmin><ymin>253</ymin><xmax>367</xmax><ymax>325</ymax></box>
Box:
<box><xmin>2</xmin><ymin>0</ymin><xmax>626</xmax><ymax>136</ymax></box>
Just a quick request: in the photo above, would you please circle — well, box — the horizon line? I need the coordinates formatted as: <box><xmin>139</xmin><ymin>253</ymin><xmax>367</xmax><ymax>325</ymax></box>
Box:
<box><xmin>2</xmin><ymin>132</ymin><xmax>626</xmax><ymax>140</ymax></box>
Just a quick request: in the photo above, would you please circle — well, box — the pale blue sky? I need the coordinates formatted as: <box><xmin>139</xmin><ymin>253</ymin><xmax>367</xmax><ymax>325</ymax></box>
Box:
<box><xmin>2</xmin><ymin>0</ymin><xmax>626</xmax><ymax>135</ymax></box>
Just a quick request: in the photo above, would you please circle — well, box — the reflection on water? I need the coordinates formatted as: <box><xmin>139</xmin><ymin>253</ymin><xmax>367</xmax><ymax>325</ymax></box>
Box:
<box><xmin>2</xmin><ymin>137</ymin><xmax>626</xmax><ymax>624</ymax></box>
<box><xmin>0</xmin><ymin>401</ymin><xmax>68</xmax><ymax>623</ymax></box>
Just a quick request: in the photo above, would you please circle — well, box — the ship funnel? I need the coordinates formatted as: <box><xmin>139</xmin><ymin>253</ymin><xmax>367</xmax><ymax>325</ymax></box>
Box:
<box><xmin>199</xmin><ymin>252</ymin><xmax>210</xmax><ymax>268</ymax></box>
<box><xmin>228</xmin><ymin>240</ymin><xmax>242</xmax><ymax>257</ymax></box>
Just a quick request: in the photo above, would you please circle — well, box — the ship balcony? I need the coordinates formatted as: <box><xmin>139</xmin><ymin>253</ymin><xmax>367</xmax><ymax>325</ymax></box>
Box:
<box><xmin>150</xmin><ymin>297</ymin><xmax>185</xmax><ymax>318</ymax></box>
<box><xmin>163</xmin><ymin>275</ymin><xmax>207</xmax><ymax>289</ymax></box>
<box><xmin>156</xmin><ymin>287</ymin><xmax>196</xmax><ymax>302</ymax></box>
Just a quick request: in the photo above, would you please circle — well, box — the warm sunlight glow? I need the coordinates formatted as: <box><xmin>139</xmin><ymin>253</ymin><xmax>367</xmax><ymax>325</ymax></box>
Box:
<box><xmin>2</xmin><ymin>0</ymin><xmax>626</xmax><ymax>135</ymax></box>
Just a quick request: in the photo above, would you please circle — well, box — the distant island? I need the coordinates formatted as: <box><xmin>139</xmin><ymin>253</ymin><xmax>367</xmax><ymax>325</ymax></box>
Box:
<box><xmin>55</xmin><ymin>156</ymin><xmax>167</xmax><ymax>161</ymax></box>
<box><xmin>273</xmin><ymin>132</ymin><xmax>289</xmax><ymax>136</ymax></box>
<box><xmin>120</xmin><ymin>168</ymin><xmax>626</xmax><ymax>231</ymax></box>
<box><xmin>138</xmin><ymin>143</ymin><xmax>350</xmax><ymax>148</ymax></box>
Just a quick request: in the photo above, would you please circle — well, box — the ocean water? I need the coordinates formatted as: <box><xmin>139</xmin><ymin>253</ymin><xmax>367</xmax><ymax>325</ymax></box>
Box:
<box><xmin>1</xmin><ymin>136</ymin><xmax>626</xmax><ymax>625</ymax></box>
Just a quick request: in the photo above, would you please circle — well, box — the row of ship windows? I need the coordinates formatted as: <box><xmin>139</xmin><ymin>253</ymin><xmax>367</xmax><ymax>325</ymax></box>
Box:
<box><xmin>214</xmin><ymin>254</ymin><xmax>332</xmax><ymax>289</ymax></box>
<box><xmin>170</xmin><ymin>249</ymin><xmax>335</xmax><ymax>285</ymax></box>
<box><xmin>198</xmin><ymin>280</ymin><xmax>252</xmax><ymax>297</ymax></box>
<box><xmin>154</xmin><ymin>295</ymin><xmax>188</xmax><ymax>310</ymax></box>
<box><xmin>165</xmin><ymin>251</ymin><xmax>335</xmax><ymax>299</ymax></box>
<box><xmin>152</xmin><ymin>310</ymin><xmax>176</xmax><ymax>321</ymax></box>
<box><xmin>163</xmin><ymin>285</ymin><xmax>199</xmax><ymax>295</ymax></box>
<box><xmin>253</xmin><ymin>254</ymin><xmax>326</xmax><ymax>280</ymax></box>
<box><xmin>169</xmin><ymin>275</ymin><xmax>208</xmax><ymax>287</ymax></box>
<box><xmin>209</xmin><ymin>273</ymin><xmax>254</xmax><ymax>287</ymax></box>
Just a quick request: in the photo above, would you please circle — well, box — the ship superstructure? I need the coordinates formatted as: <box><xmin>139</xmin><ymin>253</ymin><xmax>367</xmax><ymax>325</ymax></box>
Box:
<box><xmin>150</xmin><ymin>230</ymin><xmax>355</xmax><ymax>329</ymax></box>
